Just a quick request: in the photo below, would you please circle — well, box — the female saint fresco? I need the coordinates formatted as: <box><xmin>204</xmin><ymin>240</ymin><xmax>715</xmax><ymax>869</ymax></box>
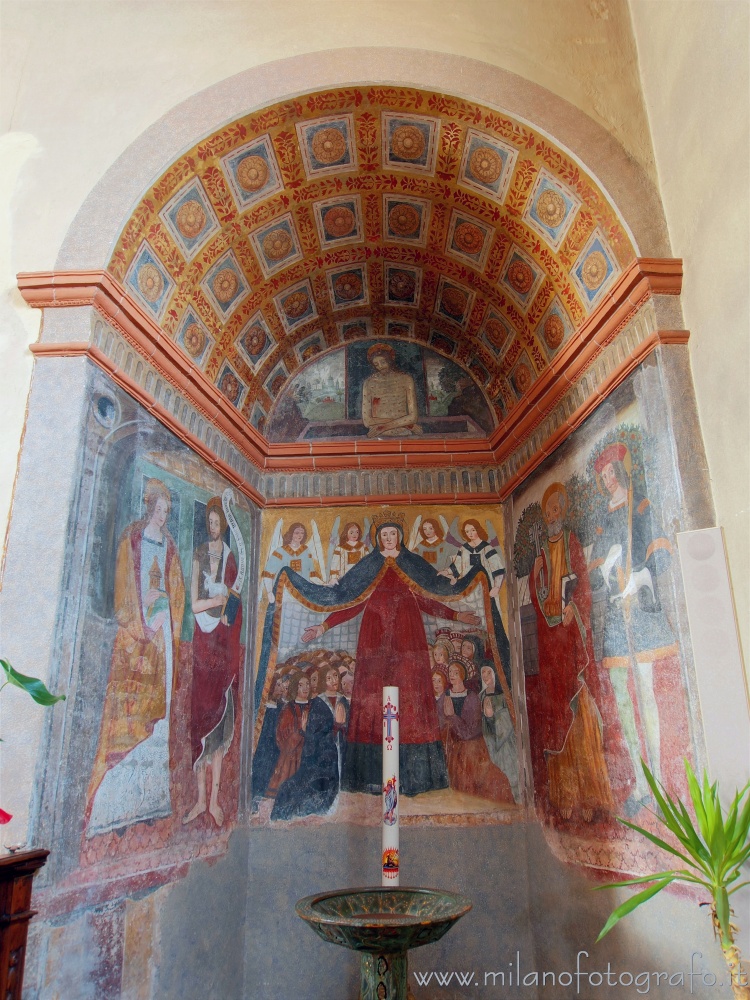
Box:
<box><xmin>86</xmin><ymin>478</ymin><xmax>185</xmax><ymax>835</ymax></box>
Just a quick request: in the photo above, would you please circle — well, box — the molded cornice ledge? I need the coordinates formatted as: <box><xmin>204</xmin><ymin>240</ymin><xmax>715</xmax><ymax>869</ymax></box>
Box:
<box><xmin>488</xmin><ymin>258</ymin><xmax>684</xmax><ymax>456</ymax></box>
<box><xmin>18</xmin><ymin>260</ymin><xmax>687</xmax><ymax>489</ymax></box>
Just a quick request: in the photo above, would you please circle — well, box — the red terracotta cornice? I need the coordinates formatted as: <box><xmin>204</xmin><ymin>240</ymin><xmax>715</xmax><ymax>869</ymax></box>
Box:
<box><xmin>497</xmin><ymin>327</ymin><xmax>690</xmax><ymax>500</ymax></box>
<box><xmin>18</xmin><ymin>261</ymin><xmax>687</xmax><ymax>496</ymax></box>
<box><xmin>488</xmin><ymin>257</ymin><xmax>683</xmax><ymax>456</ymax></box>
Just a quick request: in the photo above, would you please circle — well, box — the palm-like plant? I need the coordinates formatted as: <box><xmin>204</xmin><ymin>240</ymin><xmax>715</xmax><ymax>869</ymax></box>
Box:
<box><xmin>1</xmin><ymin>658</ymin><xmax>66</xmax><ymax>825</ymax></box>
<box><xmin>597</xmin><ymin>760</ymin><xmax>750</xmax><ymax>1000</ymax></box>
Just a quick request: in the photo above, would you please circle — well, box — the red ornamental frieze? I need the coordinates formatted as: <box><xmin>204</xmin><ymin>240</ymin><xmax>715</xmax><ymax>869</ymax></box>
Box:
<box><xmin>367</xmin><ymin>260</ymin><xmax>385</xmax><ymax>300</ymax></box>
<box><xmin>505</xmin><ymin>159</ymin><xmax>538</xmax><ymax>218</ymax></box>
<box><xmin>482</xmin><ymin>112</ymin><xmax>535</xmax><ymax>150</ymax></box>
<box><xmin>201</xmin><ymin>166</ymin><xmax>237</xmax><ymax>223</ymax></box>
<box><xmin>355</xmin><ymin>111</ymin><xmax>379</xmax><ymax>172</ymax></box>
<box><xmin>527</xmin><ymin>281</ymin><xmax>554</xmax><ymax>326</ymax></box>
<box><xmin>427</xmin><ymin>93</ymin><xmax>483</xmax><ymax>125</ymax></box>
<box><xmin>248</xmin><ymin>101</ymin><xmax>304</xmax><ymax>137</ymax></box>
<box><xmin>558</xmin><ymin>210</ymin><xmax>594</xmax><ymax>268</ymax></box>
<box><xmin>152</xmin><ymin>158</ymin><xmax>197</xmax><ymax>206</ymax></box>
<box><xmin>366</xmin><ymin>86</ymin><xmax>424</xmax><ymax>109</ymax></box>
<box><xmin>291</xmin><ymin>178</ymin><xmax>340</xmax><ymax>205</ymax></box>
<box><xmin>196</xmin><ymin>122</ymin><xmax>248</xmax><ymax>163</ymax></box>
<box><xmin>500</xmin><ymin>342</ymin><xmax>522</xmax><ymax>378</ymax></box>
<box><xmin>306</xmin><ymin>88</ymin><xmax>364</xmax><ymax>113</ymax></box>
<box><xmin>147</xmin><ymin>226</ymin><xmax>186</xmax><ymax>277</ymax></box>
<box><xmin>529</xmin><ymin>342</ymin><xmax>547</xmax><ymax>372</ymax></box>
<box><xmin>364</xmin><ymin>193</ymin><xmax>381</xmax><ymax>240</ymax></box>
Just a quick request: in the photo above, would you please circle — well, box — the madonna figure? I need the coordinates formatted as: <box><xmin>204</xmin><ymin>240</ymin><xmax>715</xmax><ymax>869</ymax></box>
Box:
<box><xmin>302</xmin><ymin>520</ymin><xmax>480</xmax><ymax>796</ymax></box>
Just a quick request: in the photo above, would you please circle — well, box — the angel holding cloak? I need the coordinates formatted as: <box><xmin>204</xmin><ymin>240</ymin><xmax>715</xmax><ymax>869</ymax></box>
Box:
<box><xmin>327</xmin><ymin>517</ymin><xmax>371</xmax><ymax>584</ymax></box>
<box><xmin>408</xmin><ymin>514</ymin><xmax>457</xmax><ymax>572</ymax></box>
<box><xmin>439</xmin><ymin>518</ymin><xmax>512</xmax><ymax>688</ymax></box>
<box><xmin>261</xmin><ymin>520</ymin><xmax>325</xmax><ymax>603</ymax></box>
<box><xmin>254</xmin><ymin>511</ymin><xmax>527</xmax><ymax>812</ymax></box>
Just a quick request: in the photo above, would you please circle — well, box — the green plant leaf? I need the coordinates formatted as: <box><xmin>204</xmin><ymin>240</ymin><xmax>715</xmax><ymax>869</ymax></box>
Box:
<box><xmin>596</xmin><ymin>878</ymin><xmax>675</xmax><ymax>941</ymax></box>
<box><xmin>642</xmin><ymin>762</ymin><xmax>704</xmax><ymax>857</ymax></box>
<box><xmin>714</xmin><ymin>887</ymin><xmax>733</xmax><ymax>947</ymax></box>
<box><xmin>595</xmin><ymin>869</ymin><xmax>704</xmax><ymax>890</ymax></box>
<box><xmin>672</xmin><ymin>796</ymin><xmax>711</xmax><ymax>867</ymax></box>
<box><xmin>725</xmin><ymin>785</ymin><xmax>750</xmax><ymax>859</ymax></box>
<box><xmin>686</xmin><ymin>761</ymin><xmax>710</xmax><ymax>839</ymax></box>
<box><xmin>616</xmin><ymin>817</ymin><xmax>703</xmax><ymax>871</ymax></box>
<box><xmin>0</xmin><ymin>658</ymin><xmax>66</xmax><ymax>706</ymax></box>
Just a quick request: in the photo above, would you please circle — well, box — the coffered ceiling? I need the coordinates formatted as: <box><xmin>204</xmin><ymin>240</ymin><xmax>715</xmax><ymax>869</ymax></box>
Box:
<box><xmin>105</xmin><ymin>85</ymin><xmax>637</xmax><ymax>444</ymax></box>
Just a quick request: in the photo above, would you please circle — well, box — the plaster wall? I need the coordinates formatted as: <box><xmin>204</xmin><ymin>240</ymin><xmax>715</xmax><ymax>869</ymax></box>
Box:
<box><xmin>0</xmin><ymin>0</ymin><xmax>654</xmax><ymax>549</ymax></box>
<box><xmin>629</xmin><ymin>0</ymin><xmax>750</xmax><ymax>663</ymax></box>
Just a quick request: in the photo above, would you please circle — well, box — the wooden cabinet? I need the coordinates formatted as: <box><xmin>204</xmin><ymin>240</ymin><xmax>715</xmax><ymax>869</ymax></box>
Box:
<box><xmin>0</xmin><ymin>850</ymin><xmax>48</xmax><ymax>1000</ymax></box>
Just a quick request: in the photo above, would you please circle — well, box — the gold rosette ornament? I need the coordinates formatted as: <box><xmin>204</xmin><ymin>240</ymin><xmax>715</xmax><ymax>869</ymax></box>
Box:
<box><xmin>237</xmin><ymin>155</ymin><xmax>269</xmax><ymax>192</ymax></box>
<box><xmin>388</xmin><ymin>270</ymin><xmax>415</xmax><ymax>300</ymax></box>
<box><xmin>243</xmin><ymin>324</ymin><xmax>267</xmax><ymax>357</ymax></box>
<box><xmin>323</xmin><ymin>206</ymin><xmax>356</xmax><ymax>238</ymax></box>
<box><xmin>263</xmin><ymin>228</ymin><xmax>293</xmax><ymax>261</ymax></box>
<box><xmin>175</xmin><ymin>199</ymin><xmax>206</xmax><ymax>239</ymax></box>
<box><xmin>283</xmin><ymin>290</ymin><xmax>310</xmax><ymax>319</ymax></box>
<box><xmin>137</xmin><ymin>263</ymin><xmax>164</xmax><ymax>302</ymax></box>
<box><xmin>219</xmin><ymin>371</ymin><xmax>240</xmax><ymax>403</ymax></box>
<box><xmin>454</xmin><ymin>222</ymin><xmax>484</xmax><ymax>255</ymax></box>
<box><xmin>388</xmin><ymin>203</ymin><xmax>420</xmax><ymax>236</ymax></box>
<box><xmin>441</xmin><ymin>286</ymin><xmax>468</xmax><ymax>319</ymax></box>
<box><xmin>391</xmin><ymin>125</ymin><xmax>425</xmax><ymax>160</ymax></box>
<box><xmin>469</xmin><ymin>146</ymin><xmax>502</xmax><ymax>184</ymax></box>
<box><xmin>543</xmin><ymin>313</ymin><xmax>565</xmax><ymax>350</ymax></box>
<box><xmin>484</xmin><ymin>318</ymin><xmax>508</xmax><ymax>351</ymax></box>
<box><xmin>183</xmin><ymin>322</ymin><xmax>206</xmax><ymax>358</ymax></box>
<box><xmin>334</xmin><ymin>273</ymin><xmax>363</xmax><ymax>301</ymax></box>
<box><xmin>311</xmin><ymin>127</ymin><xmax>346</xmax><ymax>164</ymax></box>
<box><xmin>507</xmin><ymin>259</ymin><xmax>534</xmax><ymax>295</ymax></box>
<box><xmin>213</xmin><ymin>268</ymin><xmax>239</xmax><ymax>304</ymax></box>
<box><xmin>535</xmin><ymin>188</ymin><xmax>567</xmax><ymax>228</ymax></box>
<box><xmin>582</xmin><ymin>250</ymin><xmax>608</xmax><ymax>290</ymax></box>
<box><xmin>514</xmin><ymin>363</ymin><xmax>533</xmax><ymax>394</ymax></box>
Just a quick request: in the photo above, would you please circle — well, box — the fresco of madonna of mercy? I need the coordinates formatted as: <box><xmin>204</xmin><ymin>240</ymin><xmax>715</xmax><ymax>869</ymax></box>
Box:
<box><xmin>251</xmin><ymin>504</ymin><xmax>521</xmax><ymax>825</ymax></box>
<box><xmin>511</xmin><ymin>372</ymin><xmax>699</xmax><ymax>852</ymax></box>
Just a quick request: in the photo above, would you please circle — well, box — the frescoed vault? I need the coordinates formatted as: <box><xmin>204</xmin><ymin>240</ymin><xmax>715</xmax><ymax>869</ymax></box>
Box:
<box><xmin>106</xmin><ymin>86</ymin><xmax>636</xmax><ymax>434</ymax></box>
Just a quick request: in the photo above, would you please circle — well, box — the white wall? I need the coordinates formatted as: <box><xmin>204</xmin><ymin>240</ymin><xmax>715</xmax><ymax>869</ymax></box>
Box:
<box><xmin>629</xmin><ymin>0</ymin><xmax>750</xmax><ymax>665</ymax></box>
<box><xmin>0</xmin><ymin>0</ymin><xmax>654</xmax><ymax>555</ymax></box>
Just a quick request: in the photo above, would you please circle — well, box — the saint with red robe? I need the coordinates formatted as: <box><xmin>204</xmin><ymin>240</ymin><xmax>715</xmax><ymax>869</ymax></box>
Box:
<box><xmin>301</xmin><ymin>521</ymin><xmax>481</xmax><ymax>796</ymax></box>
<box><xmin>525</xmin><ymin>482</ymin><xmax>614</xmax><ymax>823</ymax></box>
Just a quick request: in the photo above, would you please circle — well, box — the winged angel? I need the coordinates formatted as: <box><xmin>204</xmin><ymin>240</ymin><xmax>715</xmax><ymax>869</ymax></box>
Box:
<box><xmin>254</xmin><ymin>513</ymin><xmax>514</xmax><ymax>802</ymax></box>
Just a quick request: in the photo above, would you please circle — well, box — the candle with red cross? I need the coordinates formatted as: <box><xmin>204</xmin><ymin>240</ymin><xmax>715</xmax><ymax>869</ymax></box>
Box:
<box><xmin>381</xmin><ymin>687</ymin><xmax>400</xmax><ymax>886</ymax></box>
